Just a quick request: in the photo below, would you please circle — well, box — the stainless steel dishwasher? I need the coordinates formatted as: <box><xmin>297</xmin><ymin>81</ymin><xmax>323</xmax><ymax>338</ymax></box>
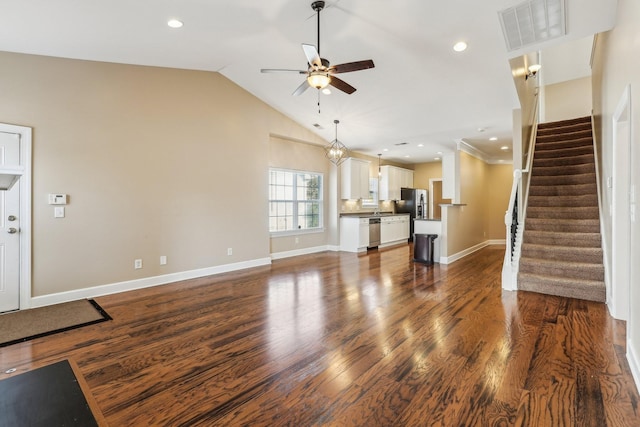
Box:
<box><xmin>368</xmin><ymin>217</ymin><xmax>381</xmax><ymax>248</ymax></box>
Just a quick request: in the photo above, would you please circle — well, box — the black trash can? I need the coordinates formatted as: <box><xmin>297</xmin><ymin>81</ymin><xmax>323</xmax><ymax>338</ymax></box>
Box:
<box><xmin>413</xmin><ymin>233</ymin><xmax>438</xmax><ymax>264</ymax></box>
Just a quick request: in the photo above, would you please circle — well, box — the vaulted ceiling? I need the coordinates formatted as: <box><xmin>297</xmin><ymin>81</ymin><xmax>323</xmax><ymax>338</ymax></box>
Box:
<box><xmin>0</xmin><ymin>0</ymin><xmax>617</xmax><ymax>163</ymax></box>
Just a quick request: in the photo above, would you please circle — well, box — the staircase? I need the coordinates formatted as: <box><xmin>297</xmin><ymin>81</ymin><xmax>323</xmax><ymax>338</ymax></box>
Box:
<box><xmin>518</xmin><ymin>116</ymin><xmax>605</xmax><ymax>302</ymax></box>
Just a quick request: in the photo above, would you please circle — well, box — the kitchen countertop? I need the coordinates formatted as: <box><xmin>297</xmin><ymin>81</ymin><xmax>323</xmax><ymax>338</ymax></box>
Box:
<box><xmin>415</xmin><ymin>218</ymin><xmax>442</xmax><ymax>221</ymax></box>
<box><xmin>340</xmin><ymin>212</ymin><xmax>410</xmax><ymax>218</ymax></box>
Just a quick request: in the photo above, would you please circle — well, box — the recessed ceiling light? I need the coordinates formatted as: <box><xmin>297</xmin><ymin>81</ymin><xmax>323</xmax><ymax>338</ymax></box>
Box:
<box><xmin>167</xmin><ymin>19</ymin><xmax>183</xmax><ymax>28</ymax></box>
<box><xmin>489</xmin><ymin>137</ymin><xmax>498</xmax><ymax>141</ymax></box>
<box><xmin>434</xmin><ymin>157</ymin><xmax>441</xmax><ymax>160</ymax></box>
<box><xmin>417</xmin><ymin>144</ymin><xmax>424</xmax><ymax>147</ymax></box>
<box><xmin>383</xmin><ymin>148</ymin><xmax>389</xmax><ymax>152</ymax></box>
<box><xmin>322</xmin><ymin>88</ymin><xmax>331</xmax><ymax>95</ymax></box>
<box><xmin>501</xmin><ymin>146</ymin><xmax>509</xmax><ymax>150</ymax></box>
<box><xmin>437</xmin><ymin>151</ymin><xmax>443</xmax><ymax>155</ymax></box>
<box><xmin>404</xmin><ymin>155</ymin><xmax>410</xmax><ymax>158</ymax></box>
<box><xmin>477</xmin><ymin>127</ymin><xmax>485</xmax><ymax>132</ymax></box>
<box><xmin>453</xmin><ymin>41</ymin><xmax>468</xmax><ymax>52</ymax></box>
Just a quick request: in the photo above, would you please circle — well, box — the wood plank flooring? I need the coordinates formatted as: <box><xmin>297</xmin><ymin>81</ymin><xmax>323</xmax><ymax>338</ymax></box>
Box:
<box><xmin>1</xmin><ymin>245</ymin><xmax>638</xmax><ymax>426</ymax></box>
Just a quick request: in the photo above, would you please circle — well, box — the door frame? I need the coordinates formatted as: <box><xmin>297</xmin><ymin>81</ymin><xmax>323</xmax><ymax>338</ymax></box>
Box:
<box><xmin>611</xmin><ymin>85</ymin><xmax>631</xmax><ymax>321</ymax></box>
<box><xmin>0</xmin><ymin>123</ymin><xmax>32</xmax><ymax>310</ymax></box>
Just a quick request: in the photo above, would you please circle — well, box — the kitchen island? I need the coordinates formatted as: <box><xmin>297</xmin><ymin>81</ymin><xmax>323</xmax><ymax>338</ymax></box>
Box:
<box><xmin>340</xmin><ymin>213</ymin><xmax>410</xmax><ymax>253</ymax></box>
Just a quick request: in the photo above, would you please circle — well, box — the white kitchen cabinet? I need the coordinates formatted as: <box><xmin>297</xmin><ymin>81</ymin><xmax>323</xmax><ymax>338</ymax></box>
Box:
<box><xmin>380</xmin><ymin>214</ymin><xmax>410</xmax><ymax>246</ymax></box>
<box><xmin>340</xmin><ymin>217</ymin><xmax>369</xmax><ymax>252</ymax></box>
<box><xmin>341</xmin><ymin>158</ymin><xmax>371</xmax><ymax>200</ymax></box>
<box><xmin>379</xmin><ymin>165</ymin><xmax>414</xmax><ymax>200</ymax></box>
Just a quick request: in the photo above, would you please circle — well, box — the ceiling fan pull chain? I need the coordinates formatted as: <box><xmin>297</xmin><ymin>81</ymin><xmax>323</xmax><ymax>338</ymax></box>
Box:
<box><xmin>318</xmin><ymin>90</ymin><xmax>321</xmax><ymax>114</ymax></box>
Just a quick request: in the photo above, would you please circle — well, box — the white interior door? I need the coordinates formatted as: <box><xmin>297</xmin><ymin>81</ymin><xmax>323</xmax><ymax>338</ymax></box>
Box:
<box><xmin>0</xmin><ymin>131</ymin><xmax>22</xmax><ymax>313</ymax></box>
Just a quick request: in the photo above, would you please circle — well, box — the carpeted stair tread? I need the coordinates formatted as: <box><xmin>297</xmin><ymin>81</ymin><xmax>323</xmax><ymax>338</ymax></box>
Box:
<box><xmin>518</xmin><ymin>273</ymin><xmax>605</xmax><ymax>302</ymax></box>
<box><xmin>528</xmin><ymin>194</ymin><xmax>598</xmax><ymax>207</ymax></box>
<box><xmin>529</xmin><ymin>183</ymin><xmax>596</xmax><ymax>197</ymax></box>
<box><xmin>526</xmin><ymin>206</ymin><xmax>599</xmax><ymax>220</ymax></box>
<box><xmin>520</xmin><ymin>243</ymin><xmax>603</xmax><ymax>263</ymax></box>
<box><xmin>537</xmin><ymin>117</ymin><xmax>591</xmax><ymax>132</ymax></box>
<box><xmin>534</xmin><ymin>137</ymin><xmax>594</xmax><ymax>152</ymax></box>
<box><xmin>519</xmin><ymin>257</ymin><xmax>604</xmax><ymax>281</ymax></box>
<box><xmin>525</xmin><ymin>218</ymin><xmax>600</xmax><ymax>233</ymax></box>
<box><xmin>523</xmin><ymin>230</ymin><xmax>601</xmax><ymax>247</ymax></box>
<box><xmin>530</xmin><ymin>173</ymin><xmax>596</xmax><ymax>186</ymax></box>
<box><xmin>533</xmin><ymin>153</ymin><xmax>594</xmax><ymax>167</ymax></box>
<box><xmin>534</xmin><ymin>145</ymin><xmax>594</xmax><ymax>159</ymax></box>
<box><xmin>536</xmin><ymin>132</ymin><xmax>593</xmax><ymax>145</ymax></box>
<box><xmin>530</xmin><ymin>163</ymin><xmax>595</xmax><ymax>177</ymax></box>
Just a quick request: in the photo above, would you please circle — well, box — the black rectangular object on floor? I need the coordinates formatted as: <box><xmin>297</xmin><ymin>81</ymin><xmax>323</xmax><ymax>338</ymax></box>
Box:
<box><xmin>0</xmin><ymin>360</ymin><xmax>99</xmax><ymax>427</ymax></box>
<box><xmin>414</xmin><ymin>233</ymin><xmax>438</xmax><ymax>264</ymax></box>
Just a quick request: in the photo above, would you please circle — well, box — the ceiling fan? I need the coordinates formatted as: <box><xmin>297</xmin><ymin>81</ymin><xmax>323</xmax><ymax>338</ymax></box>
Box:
<box><xmin>261</xmin><ymin>0</ymin><xmax>375</xmax><ymax>96</ymax></box>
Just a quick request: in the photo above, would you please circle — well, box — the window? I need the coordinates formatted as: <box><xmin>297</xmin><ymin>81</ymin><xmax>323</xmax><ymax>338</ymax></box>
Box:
<box><xmin>269</xmin><ymin>169</ymin><xmax>323</xmax><ymax>233</ymax></box>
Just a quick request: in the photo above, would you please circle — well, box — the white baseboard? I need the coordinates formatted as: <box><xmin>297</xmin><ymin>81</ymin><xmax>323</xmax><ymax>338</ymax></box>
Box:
<box><xmin>30</xmin><ymin>257</ymin><xmax>272</xmax><ymax>308</ymax></box>
<box><xmin>440</xmin><ymin>240</ymin><xmax>493</xmax><ymax>264</ymax></box>
<box><xmin>487</xmin><ymin>239</ymin><xmax>506</xmax><ymax>245</ymax></box>
<box><xmin>628</xmin><ymin>338</ymin><xmax>640</xmax><ymax>395</ymax></box>
<box><xmin>271</xmin><ymin>245</ymin><xmax>332</xmax><ymax>260</ymax></box>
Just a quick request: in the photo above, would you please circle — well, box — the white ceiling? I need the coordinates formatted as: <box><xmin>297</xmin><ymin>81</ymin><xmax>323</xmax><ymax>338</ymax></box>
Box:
<box><xmin>0</xmin><ymin>0</ymin><xmax>617</xmax><ymax>164</ymax></box>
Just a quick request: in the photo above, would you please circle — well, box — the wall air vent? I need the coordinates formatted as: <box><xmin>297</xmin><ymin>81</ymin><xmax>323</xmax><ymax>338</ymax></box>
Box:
<box><xmin>498</xmin><ymin>0</ymin><xmax>566</xmax><ymax>52</ymax></box>
<box><xmin>394</xmin><ymin>142</ymin><xmax>408</xmax><ymax>146</ymax></box>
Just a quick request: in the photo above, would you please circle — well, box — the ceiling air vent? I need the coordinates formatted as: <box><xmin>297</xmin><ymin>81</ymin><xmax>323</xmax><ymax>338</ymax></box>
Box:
<box><xmin>498</xmin><ymin>0</ymin><xmax>566</xmax><ymax>52</ymax></box>
<box><xmin>313</xmin><ymin>123</ymin><xmax>324</xmax><ymax>129</ymax></box>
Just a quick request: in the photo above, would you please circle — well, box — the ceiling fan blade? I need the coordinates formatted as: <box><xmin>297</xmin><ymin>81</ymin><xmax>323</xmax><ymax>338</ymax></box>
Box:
<box><xmin>292</xmin><ymin>80</ymin><xmax>311</xmax><ymax>96</ymax></box>
<box><xmin>330</xmin><ymin>60</ymin><xmax>375</xmax><ymax>74</ymax></box>
<box><xmin>329</xmin><ymin>76</ymin><xmax>356</xmax><ymax>94</ymax></box>
<box><xmin>261</xmin><ymin>68</ymin><xmax>307</xmax><ymax>74</ymax></box>
<box><xmin>302</xmin><ymin>44</ymin><xmax>322</xmax><ymax>68</ymax></box>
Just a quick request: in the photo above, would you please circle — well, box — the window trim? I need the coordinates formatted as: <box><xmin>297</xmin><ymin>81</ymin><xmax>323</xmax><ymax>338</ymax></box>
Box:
<box><xmin>268</xmin><ymin>167</ymin><xmax>324</xmax><ymax>235</ymax></box>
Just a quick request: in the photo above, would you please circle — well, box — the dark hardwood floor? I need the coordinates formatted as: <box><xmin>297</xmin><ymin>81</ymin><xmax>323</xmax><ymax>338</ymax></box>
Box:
<box><xmin>1</xmin><ymin>245</ymin><xmax>638</xmax><ymax>426</ymax></box>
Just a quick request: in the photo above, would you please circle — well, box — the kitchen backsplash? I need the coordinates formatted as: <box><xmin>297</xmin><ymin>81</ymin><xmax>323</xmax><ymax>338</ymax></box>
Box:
<box><xmin>341</xmin><ymin>199</ymin><xmax>396</xmax><ymax>214</ymax></box>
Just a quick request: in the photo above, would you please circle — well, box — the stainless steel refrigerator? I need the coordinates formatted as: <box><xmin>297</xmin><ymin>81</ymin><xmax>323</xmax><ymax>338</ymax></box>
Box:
<box><xmin>396</xmin><ymin>188</ymin><xmax>427</xmax><ymax>242</ymax></box>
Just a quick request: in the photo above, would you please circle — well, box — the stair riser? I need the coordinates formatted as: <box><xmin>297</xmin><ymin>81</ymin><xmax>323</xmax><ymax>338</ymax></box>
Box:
<box><xmin>532</xmin><ymin>164</ymin><xmax>595</xmax><ymax>177</ymax></box>
<box><xmin>519</xmin><ymin>260</ymin><xmax>604</xmax><ymax>281</ymax></box>
<box><xmin>534</xmin><ymin>146</ymin><xmax>594</xmax><ymax>159</ymax></box>
<box><xmin>523</xmin><ymin>232</ymin><xmax>601</xmax><ymax>247</ymax></box>
<box><xmin>535</xmin><ymin>138</ymin><xmax>593</xmax><ymax>153</ymax></box>
<box><xmin>536</xmin><ymin>131</ymin><xmax>592</xmax><ymax>144</ymax></box>
<box><xmin>533</xmin><ymin>154</ymin><xmax>594</xmax><ymax>168</ymax></box>
<box><xmin>520</xmin><ymin>247</ymin><xmax>603</xmax><ymax>264</ymax></box>
<box><xmin>530</xmin><ymin>174</ymin><xmax>596</xmax><ymax>186</ymax></box>
<box><xmin>538</xmin><ymin>119</ymin><xmax>591</xmax><ymax>133</ymax></box>
<box><xmin>528</xmin><ymin>195</ymin><xmax>598</xmax><ymax>207</ymax></box>
<box><xmin>529</xmin><ymin>183</ymin><xmax>596</xmax><ymax>197</ymax></box>
<box><xmin>527</xmin><ymin>207</ymin><xmax>599</xmax><ymax>220</ymax></box>
<box><xmin>525</xmin><ymin>221</ymin><xmax>600</xmax><ymax>233</ymax></box>
<box><xmin>518</xmin><ymin>275</ymin><xmax>606</xmax><ymax>302</ymax></box>
<box><xmin>537</xmin><ymin>125</ymin><xmax>592</xmax><ymax>136</ymax></box>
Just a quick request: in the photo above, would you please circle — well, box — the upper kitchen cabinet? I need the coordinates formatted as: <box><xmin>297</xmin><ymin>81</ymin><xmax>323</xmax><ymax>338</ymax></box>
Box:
<box><xmin>379</xmin><ymin>165</ymin><xmax>414</xmax><ymax>200</ymax></box>
<box><xmin>341</xmin><ymin>157</ymin><xmax>371</xmax><ymax>200</ymax></box>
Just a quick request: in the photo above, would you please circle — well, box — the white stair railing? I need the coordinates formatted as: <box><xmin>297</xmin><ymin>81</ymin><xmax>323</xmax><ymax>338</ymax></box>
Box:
<box><xmin>502</xmin><ymin>95</ymin><xmax>539</xmax><ymax>291</ymax></box>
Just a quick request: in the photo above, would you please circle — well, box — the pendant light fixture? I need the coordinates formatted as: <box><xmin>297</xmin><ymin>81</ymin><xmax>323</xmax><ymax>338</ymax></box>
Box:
<box><xmin>324</xmin><ymin>119</ymin><xmax>349</xmax><ymax>166</ymax></box>
<box><xmin>378</xmin><ymin>153</ymin><xmax>382</xmax><ymax>176</ymax></box>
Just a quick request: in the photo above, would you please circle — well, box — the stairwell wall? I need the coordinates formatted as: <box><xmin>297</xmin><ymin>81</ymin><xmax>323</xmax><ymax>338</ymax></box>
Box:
<box><xmin>591</xmin><ymin>0</ymin><xmax>640</xmax><ymax>389</ymax></box>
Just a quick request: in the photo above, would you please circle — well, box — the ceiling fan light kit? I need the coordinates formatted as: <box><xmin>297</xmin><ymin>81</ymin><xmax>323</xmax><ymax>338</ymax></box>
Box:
<box><xmin>261</xmin><ymin>1</ymin><xmax>375</xmax><ymax>97</ymax></box>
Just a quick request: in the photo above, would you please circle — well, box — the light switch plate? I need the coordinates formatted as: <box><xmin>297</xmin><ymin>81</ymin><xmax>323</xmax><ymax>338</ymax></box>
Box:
<box><xmin>48</xmin><ymin>194</ymin><xmax>68</xmax><ymax>205</ymax></box>
<box><xmin>54</xmin><ymin>206</ymin><xmax>65</xmax><ymax>218</ymax></box>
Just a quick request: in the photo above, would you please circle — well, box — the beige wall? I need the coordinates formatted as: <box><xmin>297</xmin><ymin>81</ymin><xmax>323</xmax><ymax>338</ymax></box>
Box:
<box><xmin>413</xmin><ymin>162</ymin><xmax>442</xmax><ymax>189</ymax></box>
<box><xmin>268</xmin><ymin>136</ymin><xmax>332</xmax><ymax>254</ymax></box>
<box><xmin>591</xmin><ymin>0</ymin><xmax>640</xmax><ymax>366</ymax></box>
<box><xmin>0</xmin><ymin>51</ymin><xmax>328</xmax><ymax>298</ymax></box>
<box><xmin>485</xmin><ymin>164</ymin><xmax>512</xmax><ymax>239</ymax></box>
<box><xmin>544</xmin><ymin>77</ymin><xmax>593</xmax><ymax>123</ymax></box>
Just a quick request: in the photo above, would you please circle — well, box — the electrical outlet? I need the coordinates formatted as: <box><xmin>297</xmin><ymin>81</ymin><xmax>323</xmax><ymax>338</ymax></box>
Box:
<box><xmin>227</xmin><ymin>248</ymin><xmax>233</xmax><ymax>256</ymax></box>
<box><xmin>295</xmin><ymin>237</ymin><xmax>299</xmax><ymax>244</ymax></box>
<box><xmin>160</xmin><ymin>255</ymin><xmax>167</xmax><ymax>265</ymax></box>
<box><xmin>134</xmin><ymin>259</ymin><xmax>143</xmax><ymax>269</ymax></box>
